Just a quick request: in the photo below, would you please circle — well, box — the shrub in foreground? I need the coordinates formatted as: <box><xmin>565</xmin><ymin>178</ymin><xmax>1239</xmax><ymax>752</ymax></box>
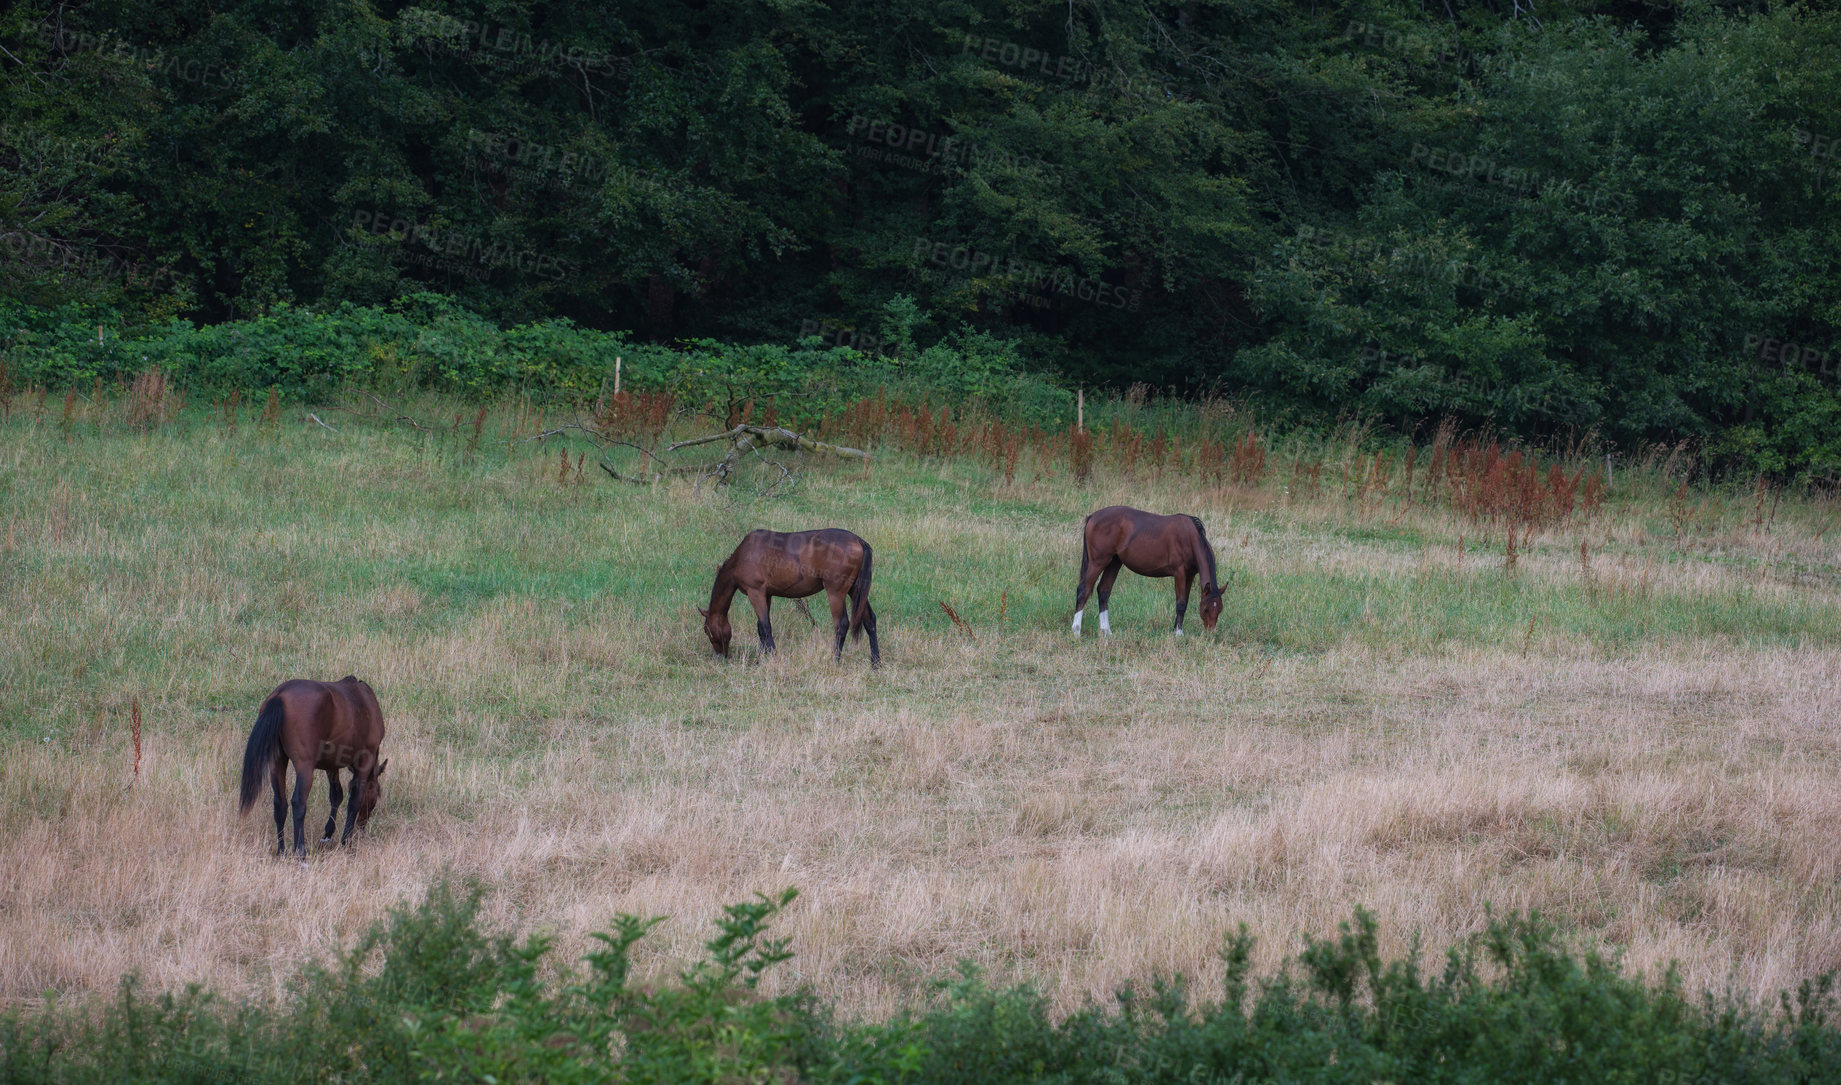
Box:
<box><xmin>3</xmin><ymin>885</ymin><xmax>1838</xmax><ymax>1083</ymax></box>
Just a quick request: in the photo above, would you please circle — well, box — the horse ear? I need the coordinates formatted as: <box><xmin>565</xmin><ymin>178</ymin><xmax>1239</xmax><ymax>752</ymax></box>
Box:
<box><xmin>375</xmin><ymin>758</ymin><xmax>388</xmax><ymax>778</ymax></box>
<box><xmin>696</xmin><ymin>606</ymin><xmax>710</xmax><ymax>618</ymax></box>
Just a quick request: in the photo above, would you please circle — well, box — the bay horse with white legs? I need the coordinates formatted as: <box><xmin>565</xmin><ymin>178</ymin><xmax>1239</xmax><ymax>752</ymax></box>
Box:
<box><xmin>700</xmin><ymin>528</ymin><xmax>880</xmax><ymax>667</ymax></box>
<box><xmin>1073</xmin><ymin>506</ymin><xmax>1224</xmax><ymax>635</ymax></box>
<box><xmin>238</xmin><ymin>676</ymin><xmax>388</xmax><ymax>860</ymax></box>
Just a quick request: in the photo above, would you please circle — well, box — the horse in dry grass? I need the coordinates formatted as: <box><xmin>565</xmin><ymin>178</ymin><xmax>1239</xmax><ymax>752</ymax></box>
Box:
<box><xmin>700</xmin><ymin>528</ymin><xmax>880</xmax><ymax>666</ymax></box>
<box><xmin>238</xmin><ymin>676</ymin><xmax>388</xmax><ymax>859</ymax></box>
<box><xmin>1073</xmin><ymin>506</ymin><xmax>1224</xmax><ymax>635</ymax></box>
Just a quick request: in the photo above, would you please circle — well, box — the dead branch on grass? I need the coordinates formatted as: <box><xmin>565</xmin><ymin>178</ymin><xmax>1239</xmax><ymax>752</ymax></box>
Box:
<box><xmin>598</xmin><ymin>423</ymin><xmax>868</xmax><ymax>490</ymax></box>
<box><xmin>360</xmin><ymin>392</ymin><xmax>433</xmax><ymax>431</ymax></box>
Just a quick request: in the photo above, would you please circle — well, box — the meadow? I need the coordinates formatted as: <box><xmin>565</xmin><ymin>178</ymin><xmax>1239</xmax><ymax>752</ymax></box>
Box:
<box><xmin>2</xmin><ymin>384</ymin><xmax>1840</xmax><ymax>1029</ymax></box>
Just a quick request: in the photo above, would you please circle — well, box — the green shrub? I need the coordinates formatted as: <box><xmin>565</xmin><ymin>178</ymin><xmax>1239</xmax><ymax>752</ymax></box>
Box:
<box><xmin>0</xmin><ymin>298</ymin><xmax>1072</xmax><ymax>427</ymax></box>
<box><xmin>6</xmin><ymin>888</ymin><xmax>1839</xmax><ymax>1084</ymax></box>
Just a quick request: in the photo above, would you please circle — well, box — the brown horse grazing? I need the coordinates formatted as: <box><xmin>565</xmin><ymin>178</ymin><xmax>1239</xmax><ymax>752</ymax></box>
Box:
<box><xmin>1073</xmin><ymin>506</ymin><xmax>1224</xmax><ymax>635</ymax></box>
<box><xmin>237</xmin><ymin>676</ymin><xmax>388</xmax><ymax>860</ymax></box>
<box><xmin>699</xmin><ymin>528</ymin><xmax>880</xmax><ymax>667</ymax></box>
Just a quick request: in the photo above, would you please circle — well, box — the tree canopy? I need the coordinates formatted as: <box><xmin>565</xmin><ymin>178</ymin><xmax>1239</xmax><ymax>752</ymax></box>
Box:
<box><xmin>2</xmin><ymin>0</ymin><xmax>1837</xmax><ymax>474</ymax></box>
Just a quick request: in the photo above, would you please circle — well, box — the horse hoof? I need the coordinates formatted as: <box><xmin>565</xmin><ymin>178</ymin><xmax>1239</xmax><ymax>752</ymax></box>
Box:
<box><xmin>319</xmin><ymin>836</ymin><xmax>333</xmax><ymax>844</ymax></box>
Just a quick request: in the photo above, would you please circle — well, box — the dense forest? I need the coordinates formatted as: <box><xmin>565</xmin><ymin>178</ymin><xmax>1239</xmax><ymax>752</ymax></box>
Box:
<box><xmin>2</xmin><ymin>0</ymin><xmax>1838</xmax><ymax>475</ymax></box>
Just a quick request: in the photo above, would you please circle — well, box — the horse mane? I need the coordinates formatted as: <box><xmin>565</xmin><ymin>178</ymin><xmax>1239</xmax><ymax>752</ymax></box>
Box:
<box><xmin>1186</xmin><ymin>515</ymin><xmax>1218</xmax><ymax>587</ymax></box>
<box><xmin>708</xmin><ymin>559</ymin><xmax>738</xmax><ymax>610</ymax></box>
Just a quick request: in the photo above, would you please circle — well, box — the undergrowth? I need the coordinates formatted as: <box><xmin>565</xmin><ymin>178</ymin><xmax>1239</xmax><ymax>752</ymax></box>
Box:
<box><xmin>3</xmin><ymin>883</ymin><xmax>1837</xmax><ymax>1083</ymax></box>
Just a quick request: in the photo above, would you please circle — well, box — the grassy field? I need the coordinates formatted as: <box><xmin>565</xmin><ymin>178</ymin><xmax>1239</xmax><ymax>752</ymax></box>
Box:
<box><xmin>3</xmin><ymin>392</ymin><xmax>1840</xmax><ymax>1020</ymax></box>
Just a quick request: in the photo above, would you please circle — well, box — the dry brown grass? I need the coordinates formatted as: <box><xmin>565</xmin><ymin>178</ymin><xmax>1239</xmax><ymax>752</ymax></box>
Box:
<box><xmin>5</xmin><ymin>634</ymin><xmax>1839</xmax><ymax>1016</ymax></box>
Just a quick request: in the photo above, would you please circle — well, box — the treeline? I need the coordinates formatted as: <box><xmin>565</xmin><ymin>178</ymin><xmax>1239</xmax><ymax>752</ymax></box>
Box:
<box><xmin>0</xmin><ymin>1</ymin><xmax>1838</xmax><ymax>476</ymax></box>
<box><xmin>5</xmin><ymin>883</ymin><xmax>1840</xmax><ymax>1083</ymax></box>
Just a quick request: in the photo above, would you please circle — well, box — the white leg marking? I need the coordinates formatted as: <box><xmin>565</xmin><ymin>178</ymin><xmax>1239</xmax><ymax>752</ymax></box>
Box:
<box><xmin>1098</xmin><ymin>610</ymin><xmax>1111</xmax><ymax>634</ymax></box>
<box><xmin>1174</xmin><ymin>627</ymin><xmax>1184</xmax><ymax>636</ymax></box>
<box><xmin>1071</xmin><ymin>608</ymin><xmax>1084</xmax><ymax>635</ymax></box>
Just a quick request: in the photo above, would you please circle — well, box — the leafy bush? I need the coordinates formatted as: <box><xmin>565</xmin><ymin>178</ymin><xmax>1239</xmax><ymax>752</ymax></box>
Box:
<box><xmin>0</xmin><ymin>297</ymin><xmax>1071</xmax><ymax>427</ymax></box>
<box><xmin>5</xmin><ymin>887</ymin><xmax>1839</xmax><ymax>1084</ymax></box>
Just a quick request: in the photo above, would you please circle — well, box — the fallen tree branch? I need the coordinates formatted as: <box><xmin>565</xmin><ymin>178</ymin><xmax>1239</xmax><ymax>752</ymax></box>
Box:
<box><xmin>597</xmin><ymin>422</ymin><xmax>864</xmax><ymax>492</ymax></box>
<box><xmin>521</xmin><ymin>425</ymin><xmax>597</xmax><ymax>444</ymax></box>
<box><xmin>666</xmin><ymin>424</ymin><xmax>869</xmax><ymax>460</ymax></box>
<box><xmin>758</xmin><ymin>458</ymin><xmax>797</xmax><ymax>498</ymax></box>
<box><xmin>599</xmin><ymin>462</ymin><xmax>653</xmax><ymax>485</ymax></box>
<box><xmin>598</xmin><ymin>459</ymin><xmax>723</xmax><ymax>484</ymax></box>
<box><xmin>363</xmin><ymin>391</ymin><xmax>432</xmax><ymax>431</ymax></box>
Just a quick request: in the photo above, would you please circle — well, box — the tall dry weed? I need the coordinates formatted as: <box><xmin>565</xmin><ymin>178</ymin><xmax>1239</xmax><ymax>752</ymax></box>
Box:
<box><xmin>1070</xmin><ymin>426</ymin><xmax>1094</xmax><ymax>484</ymax></box>
<box><xmin>1228</xmin><ymin>430</ymin><xmax>1266</xmax><ymax>485</ymax></box>
<box><xmin>127</xmin><ymin>368</ymin><xmax>174</xmax><ymax>427</ymax></box>
<box><xmin>937</xmin><ymin>601</ymin><xmax>976</xmax><ymax>641</ymax></box>
<box><xmin>130</xmin><ymin>698</ymin><xmax>142</xmax><ymax>783</ymax></box>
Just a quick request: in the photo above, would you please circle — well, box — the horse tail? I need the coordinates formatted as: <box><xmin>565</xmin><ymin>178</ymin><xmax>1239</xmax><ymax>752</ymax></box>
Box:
<box><xmin>849</xmin><ymin>540</ymin><xmax>874</xmax><ymax>641</ymax></box>
<box><xmin>1077</xmin><ymin>518</ymin><xmax>1092</xmax><ymax>594</ymax></box>
<box><xmin>238</xmin><ymin>695</ymin><xmax>286</xmax><ymax>814</ymax></box>
<box><xmin>1187</xmin><ymin>515</ymin><xmax>1218</xmax><ymax>587</ymax></box>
